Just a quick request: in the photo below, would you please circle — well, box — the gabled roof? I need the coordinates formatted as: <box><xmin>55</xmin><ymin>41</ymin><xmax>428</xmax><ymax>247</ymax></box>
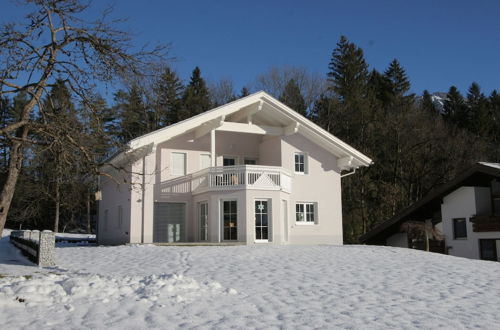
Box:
<box><xmin>360</xmin><ymin>162</ymin><xmax>500</xmax><ymax>244</ymax></box>
<box><xmin>121</xmin><ymin>91</ymin><xmax>372</xmax><ymax>170</ymax></box>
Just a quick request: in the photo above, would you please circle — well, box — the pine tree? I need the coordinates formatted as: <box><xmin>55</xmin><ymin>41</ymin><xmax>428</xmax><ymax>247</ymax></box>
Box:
<box><xmin>153</xmin><ymin>67</ymin><xmax>183</xmax><ymax>127</ymax></box>
<box><xmin>279</xmin><ymin>79</ymin><xmax>307</xmax><ymax>116</ymax></box>
<box><xmin>443</xmin><ymin>86</ymin><xmax>467</xmax><ymax>127</ymax></box>
<box><xmin>114</xmin><ymin>85</ymin><xmax>150</xmax><ymax>142</ymax></box>
<box><xmin>466</xmin><ymin>82</ymin><xmax>489</xmax><ymax>135</ymax></box>
<box><xmin>327</xmin><ymin>35</ymin><xmax>369</xmax><ymax>103</ymax></box>
<box><xmin>384</xmin><ymin>59</ymin><xmax>411</xmax><ymax>98</ymax></box>
<box><xmin>179</xmin><ymin>67</ymin><xmax>211</xmax><ymax>120</ymax></box>
<box><xmin>421</xmin><ymin>90</ymin><xmax>437</xmax><ymax>113</ymax></box>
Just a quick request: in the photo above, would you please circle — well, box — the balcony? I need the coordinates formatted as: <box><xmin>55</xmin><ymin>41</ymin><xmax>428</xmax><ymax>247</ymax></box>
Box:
<box><xmin>190</xmin><ymin>165</ymin><xmax>292</xmax><ymax>194</ymax></box>
<box><xmin>470</xmin><ymin>214</ymin><xmax>500</xmax><ymax>232</ymax></box>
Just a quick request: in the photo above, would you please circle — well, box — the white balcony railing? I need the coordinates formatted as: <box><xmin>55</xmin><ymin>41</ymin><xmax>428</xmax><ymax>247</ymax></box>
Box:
<box><xmin>190</xmin><ymin>165</ymin><xmax>292</xmax><ymax>194</ymax></box>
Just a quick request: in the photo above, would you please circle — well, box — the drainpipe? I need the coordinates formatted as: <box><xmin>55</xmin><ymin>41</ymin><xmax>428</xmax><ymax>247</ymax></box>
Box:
<box><xmin>341</xmin><ymin>168</ymin><xmax>356</xmax><ymax>178</ymax></box>
<box><xmin>141</xmin><ymin>156</ymin><xmax>146</xmax><ymax>244</ymax></box>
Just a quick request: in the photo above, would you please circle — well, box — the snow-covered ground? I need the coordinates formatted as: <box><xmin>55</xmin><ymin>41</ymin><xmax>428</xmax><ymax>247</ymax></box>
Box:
<box><xmin>1</xmin><ymin>232</ymin><xmax>500</xmax><ymax>329</ymax></box>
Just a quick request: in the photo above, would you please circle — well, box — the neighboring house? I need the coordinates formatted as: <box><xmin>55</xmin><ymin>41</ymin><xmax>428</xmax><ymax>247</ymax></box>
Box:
<box><xmin>97</xmin><ymin>91</ymin><xmax>372</xmax><ymax>245</ymax></box>
<box><xmin>360</xmin><ymin>162</ymin><xmax>500</xmax><ymax>261</ymax></box>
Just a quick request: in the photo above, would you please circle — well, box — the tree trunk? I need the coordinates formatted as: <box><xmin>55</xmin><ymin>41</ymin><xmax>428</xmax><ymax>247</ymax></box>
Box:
<box><xmin>0</xmin><ymin>127</ymin><xmax>28</xmax><ymax>235</ymax></box>
<box><xmin>86</xmin><ymin>193</ymin><xmax>91</xmax><ymax>234</ymax></box>
<box><xmin>54</xmin><ymin>180</ymin><xmax>60</xmax><ymax>233</ymax></box>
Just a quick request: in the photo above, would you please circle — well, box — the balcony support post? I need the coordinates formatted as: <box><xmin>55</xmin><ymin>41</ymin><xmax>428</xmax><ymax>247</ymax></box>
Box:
<box><xmin>210</xmin><ymin>129</ymin><xmax>216</xmax><ymax>167</ymax></box>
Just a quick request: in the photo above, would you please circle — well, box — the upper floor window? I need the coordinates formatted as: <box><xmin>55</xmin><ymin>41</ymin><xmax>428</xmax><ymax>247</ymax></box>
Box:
<box><xmin>244</xmin><ymin>158</ymin><xmax>257</xmax><ymax>165</ymax></box>
<box><xmin>453</xmin><ymin>218</ymin><xmax>467</xmax><ymax>239</ymax></box>
<box><xmin>171</xmin><ymin>152</ymin><xmax>187</xmax><ymax>176</ymax></box>
<box><xmin>294</xmin><ymin>152</ymin><xmax>307</xmax><ymax>174</ymax></box>
<box><xmin>223</xmin><ymin>156</ymin><xmax>236</xmax><ymax>166</ymax></box>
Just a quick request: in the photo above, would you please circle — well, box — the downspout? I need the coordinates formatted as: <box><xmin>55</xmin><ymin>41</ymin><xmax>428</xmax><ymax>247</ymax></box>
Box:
<box><xmin>341</xmin><ymin>168</ymin><xmax>356</xmax><ymax>178</ymax></box>
<box><xmin>141</xmin><ymin>156</ymin><xmax>146</xmax><ymax>244</ymax></box>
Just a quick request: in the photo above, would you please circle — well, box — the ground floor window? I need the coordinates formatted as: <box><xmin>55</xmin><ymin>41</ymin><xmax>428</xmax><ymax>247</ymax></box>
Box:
<box><xmin>223</xmin><ymin>200</ymin><xmax>237</xmax><ymax>240</ymax></box>
<box><xmin>453</xmin><ymin>218</ymin><xmax>467</xmax><ymax>239</ymax></box>
<box><xmin>199</xmin><ymin>202</ymin><xmax>208</xmax><ymax>241</ymax></box>
<box><xmin>296</xmin><ymin>202</ymin><xmax>316</xmax><ymax>224</ymax></box>
<box><xmin>479</xmin><ymin>239</ymin><xmax>499</xmax><ymax>261</ymax></box>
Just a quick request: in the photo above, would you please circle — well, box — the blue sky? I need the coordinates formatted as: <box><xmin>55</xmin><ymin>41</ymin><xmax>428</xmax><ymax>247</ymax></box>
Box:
<box><xmin>2</xmin><ymin>0</ymin><xmax>499</xmax><ymax>98</ymax></box>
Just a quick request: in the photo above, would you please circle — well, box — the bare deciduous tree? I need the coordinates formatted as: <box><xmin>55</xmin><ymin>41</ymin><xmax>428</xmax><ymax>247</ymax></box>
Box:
<box><xmin>0</xmin><ymin>0</ymin><xmax>167</xmax><ymax>234</ymax></box>
<box><xmin>254</xmin><ymin>65</ymin><xmax>326</xmax><ymax>110</ymax></box>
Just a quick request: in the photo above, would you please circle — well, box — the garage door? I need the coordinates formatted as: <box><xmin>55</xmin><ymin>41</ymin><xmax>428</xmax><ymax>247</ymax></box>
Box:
<box><xmin>153</xmin><ymin>202</ymin><xmax>185</xmax><ymax>243</ymax></box>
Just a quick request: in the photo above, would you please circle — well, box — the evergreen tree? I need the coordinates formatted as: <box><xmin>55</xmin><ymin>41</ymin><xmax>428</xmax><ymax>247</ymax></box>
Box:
<box><xmin>421</xmin><ymin>90</ymin><xmax>437</xmax><ymax>113</ymax></box>
<box><xmin>114</xmin><ymin>85</ymin><xmax>150</xmax><ymax>142</ymax></box>
<box><xmin>179</xmin><ymin>67</ymin><xmax>211</xmax><ymax>120</ymax></box>
<box><xmin>279</xmin><ymin>79</ymin><xmax>307</xmax><ymax>116</ymax></box>
<box><xmin>239</xmin><ymin>87</ymin><xmax>250</xmax><ymax>98</ymax></box>
<box><xmin>466</xmin><ymin>82</ymin><xmax>489</xmax><ymax>136</ymax></box>
<box><xmin>368</xmin><ymin>69</ymin><xmax>392</xmax><ymax>106</ymax></box>
<box><xmin>153</xmin><ymin>67</ymin><xmax>183</xmax><ymax>127</ymax></box>
<box><xmin>384</xmin><ymin>59</ymin><xmax>411</xmax><ymax>99</ymax></box>
<box><xmin>327</xmin><ymin>36</ymin><xmax>369</xmax><ymax>103</ymax></box>
<box><xmin>443</xmin><ymin>86</ymin><xmax>467</xmax><ymax>127</ymax></box>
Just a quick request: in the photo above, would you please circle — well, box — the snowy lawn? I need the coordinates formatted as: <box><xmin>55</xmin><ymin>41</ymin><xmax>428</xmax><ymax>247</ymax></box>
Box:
<box><xmin>1</xmin><ymin>233</ymin><xmax>500</xmax><ymax>329</ymax></box>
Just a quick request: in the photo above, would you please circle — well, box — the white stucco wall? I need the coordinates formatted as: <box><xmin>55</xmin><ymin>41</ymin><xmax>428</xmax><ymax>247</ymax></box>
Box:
<box><xmin>98</xmin><ymin>167</ymin><xmax>132</xmax><ymax>245</ymax></box>
<box><xmin>281</xmin><ymin>134</ymin><xmax>343</xmax><ymax>245</ymax></box>
<box><xmin>441</xmin><ymin>186</ymin><xmax>499</xmax><ymax>260</ymax></box>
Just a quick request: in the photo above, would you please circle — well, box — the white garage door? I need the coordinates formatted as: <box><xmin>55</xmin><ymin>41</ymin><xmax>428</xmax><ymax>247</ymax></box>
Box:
<box><xmin>153</xmin><ymin>202</ymin><xmax>185</xmax><ymax>243</ymax></box>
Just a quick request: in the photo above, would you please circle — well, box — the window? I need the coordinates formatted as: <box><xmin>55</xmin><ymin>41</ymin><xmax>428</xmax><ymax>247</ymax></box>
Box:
<box><xmin>117</xmin><ymin>205</ymin><xmax>123</xmax><ymax>228</ymax></box>
<box><xmin>453</xmin><ymin>218</ymin><xmax>467</xmax><ymax>239</ymax></box>
<box><xmin>244</xmin><ymin>158</ymin><xmax>257</xmax><ymax>165</ymax></box>
<box><xmin>296</xmin><ymin>202</ymin><xmax>316</xmax><ymax>224</ymax></box>
<box><xmin>103</xmin><ymin>209</ymin><xmax>108</xmax><ymax>232</ymax></box>
<box><xmin>223</xmin><ymin>200</ymin><xmax>237</xmax><ymax>240</ymax></box>
<box><xmin>479</xmin><ymin>239</ymin><xmax>499</xmax><ymax>261</ymax></box>
<box><xmin>223</xmin><ymin>157</ymin><xmax>236</xmax><ymax>166</ymax></box>
<box><xmin>294</xmin><ymin>153</ymin><xmax>306</xmax><ymax>173</ymax></box>
<box><xmin>199</xmin><ymin>202</ymin><xmax>208</xmax><ymax>241</ymax></box>
<box><xmin>171</xmin><ymin>152</ymin><xmax>186</xmax><ymax>176</ymax></box>
<box><xmin>200</xmin><ymin>154</ymin><xmax>211</xmax><ymax>170</ymax></box>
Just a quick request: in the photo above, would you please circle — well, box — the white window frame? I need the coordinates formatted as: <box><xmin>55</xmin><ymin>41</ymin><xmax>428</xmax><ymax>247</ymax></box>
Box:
<box><xmin>117</xmin><ymin>205</ymin><xmax>123</xmax><ymax>228</ymax></box>
<box><xmin>199</xmin><ymin>201</ymin><xmax>208</xmax><ymax>241</ymax></box>
<box><xmin>221</xmin><ymin>199</ymin><xmax>238</xmax><ymax>241</ymax></box>
<box><xmin>294</xmin><ymin>152</ymin><xmax>307</xmax><ymax>174</ymax></box>
<box><xmin>295</xmin><ymin>202</ymin><xmax>317</xmax><ymax>225</ymax></box>
<box><xmin>170</xmin><ymin>152</ymin><xmax>187</xmax><ymax>176</ymax></box>
<box><xmin>254</xmin><ymin>199</ymin><xmax>270</xmax><ymax>243</ymax></box>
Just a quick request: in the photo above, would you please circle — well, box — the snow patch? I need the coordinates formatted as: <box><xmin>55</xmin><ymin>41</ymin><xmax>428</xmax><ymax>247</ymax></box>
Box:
<box><xmin>0</xmin><ymin>272</ymin><xmax>234</xmax><ymax>308</ymax></box>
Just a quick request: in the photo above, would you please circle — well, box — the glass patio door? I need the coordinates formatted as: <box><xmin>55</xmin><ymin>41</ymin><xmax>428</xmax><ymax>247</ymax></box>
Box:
<box><xmin>255</xmin><ymin>200</ymin><xmax>269</xmax><ymax>241</ymax></box>
<box><xmin>199</xmin><ymin>202</ymin><xmax>208</xmax><ymax>241</ymax></box>
<box><xmin>223</xmin><ymin>201</ymin><xmax>237</xmax><ymax>240</ymax></box>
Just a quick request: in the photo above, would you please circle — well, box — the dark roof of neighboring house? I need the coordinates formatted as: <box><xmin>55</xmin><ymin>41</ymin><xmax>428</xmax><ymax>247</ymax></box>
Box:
<box><xmin>360</xmin><ymin>162</ymin><xmax>500</xmax><ymax>245</ymax></box>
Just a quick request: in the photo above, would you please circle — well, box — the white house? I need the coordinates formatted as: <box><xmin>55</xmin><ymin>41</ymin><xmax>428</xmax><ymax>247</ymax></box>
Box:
<box><xmin>97</xmin><ymin>91</ymin><xmax>372</xmax><ymax>245</ymax></box>
<box><xmin>361</xmin><ymin>162</ymin><xmax>500</xmax><ymax>261</ymax></box>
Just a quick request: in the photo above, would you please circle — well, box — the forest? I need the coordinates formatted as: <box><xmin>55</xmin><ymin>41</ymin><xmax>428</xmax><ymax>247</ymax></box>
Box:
<box><xmin>1</xmin><ymin>2</ymin><xmax>498</xmax><ymax>242</ymax></box>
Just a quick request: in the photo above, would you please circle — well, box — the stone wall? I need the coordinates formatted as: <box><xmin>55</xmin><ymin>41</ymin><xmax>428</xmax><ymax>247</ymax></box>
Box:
<box><xmin>10</xmin><ymin>230</ymin><xmax>56</xmax><ymax>267</ymax></box>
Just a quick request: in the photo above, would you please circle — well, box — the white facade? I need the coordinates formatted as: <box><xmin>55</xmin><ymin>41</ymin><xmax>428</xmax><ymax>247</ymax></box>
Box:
<box><xmin>97</xmin><ymin>92</ymin><xmax>372</xmax><ymax>245</ymax></box>
<box><xmin>441</xmin><ymin>186</ymin><xmax>500</xmax><ymax>261</ymax></box>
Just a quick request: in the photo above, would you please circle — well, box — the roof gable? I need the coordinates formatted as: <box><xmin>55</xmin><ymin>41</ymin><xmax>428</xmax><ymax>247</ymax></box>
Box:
<box><xmin>360</xmin><ymin>162</ymin><xmax>500</xmax><ymax>244</ymax></box>
<box><xmin>127</xmin><ymin>91</ymin><xmax>372</xmax><ymax>169</ymax></box>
